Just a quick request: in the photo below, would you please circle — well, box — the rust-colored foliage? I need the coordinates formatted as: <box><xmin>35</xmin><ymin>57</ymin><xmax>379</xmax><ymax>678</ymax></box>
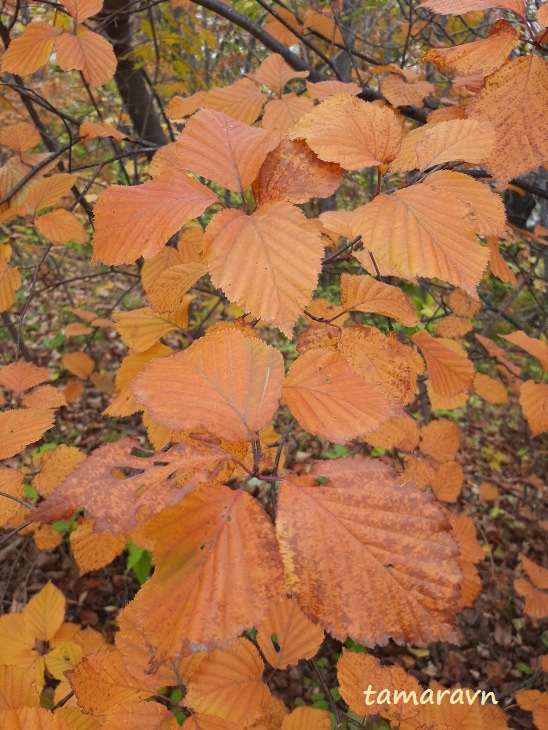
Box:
<box><xmin>0</xmin><ymin>0</ymin><xmax>546</xmax><ymax>726</ymax></box>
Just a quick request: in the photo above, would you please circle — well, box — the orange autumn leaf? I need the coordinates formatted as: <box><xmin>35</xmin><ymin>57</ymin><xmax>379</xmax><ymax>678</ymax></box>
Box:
<box><xmin>113</xmin><ymin>306</ymin><xmax>189</xmax><ymax>353</ymax></box>
<box><xmin>423</xmin><ymin>171</ymin><xmax>506</xmax><ymax>237</ymax></box>
<box><xmin>252</xmin><ymin>139</ymin><xmax>344</xmax><ymax>206</ymax></box>
<box><xmin>380</xmin><ymin>74</ymin><xmax>435</xmax><ymax>107</ymax></box>
<box><xmin>288</xmin><ymin>93</ymin><xmax>402</xmax><ymax>169</ymax></box>
<box><xmin>282</xmin><ymin>347</ymin><xmax>394</xmax><ymax>443</ymax></box>
<box><xmin>338</xmin><ymin>650</ymin><xmax>421</xmax><ymax>721</ymax></box>
<box><xmin>62</xmin><ymin>352</ymin><xmax>94</xmax><ymax>379</ymax></box>
<box><xmin>340</xmin><ymin>273</ymin><xmax>419</xmax><ymax>327</ymax></box>
<box><xmin>473</xmin><ymin>372</ymin><xmax>508</xmax><ymax>404</ymax></box>
<box><xmin>70</xmin><ymin>518</ymin><xmax>126</xmax><ymax>574</ymax></box>
<box><xmin>25</xmin><ymin>173</ymin><xmax>76</xmax><ymax>214</ymax></box>
<box><xmin>365</xmin><ymin>413</ymin><xmax>420</xmax><ymax>451</ymax></box>
<box><xmin>501</xmin><ymin>331</ymin><xmax>548</xmax><ymax>372</ymax></box>
<box><xmin>281</xmin><ymin>706</ymin><xmax>331</xmax><ymax>730</ymax></box>
<box><xmin>521</xmin><ymin>556</ymin><xmax>548</xmax><ymax>590</ymax></box>
<box><xmin>306</xmin><ymin>80</ymin><xmax>361</xmax><ymax>100</ymax></box>
<box><xmin>276</xmin><ymin>458</ymin><xmax>461</xmax><ymax>646</ymax></box>
<box><xmin>0</xmin><ymin>123</ymin><xmax>41</xmax><ymax>154</ymax></box>
<box><xmin>166</xmin><ymin>90</ymin><xmax>208</xmax><ymax>120</ymax></box>
<box><xmin>0</xmin><ymin>362</ymin><xmax>49</xmax><ymax>396</ymax></box>
<box><xmin>0</xmin><ymin>665</ymin><xmax>40</xmax><ymax>709</ymax></box>
<box><xmin>0</xmin><ymin>468</ymin><xmax>25</xmax><ymax>526</ymax></box>
<box><xmin>1</xmin><ymin>22</ymin><xmax>59</xmax><ymax>76</ymax></box>
<box><xmin>30</xmin><ymin>437</ymin><xmax>235</xmax><ymax>534</ymax></box>
<box><xmin>256</xmin><ymin>597</ymin><xmax>324</xmax><ymax>670</ymax></box>
<box><xmin>55</xmin><ymin>28</ymin><xmax>116</xmax><ymax>88</ymax></box>
<box><xmin>514</xmin><ymin>579</ymin><xmax>548</xmax><ymax>619</ymax></box>
<box><xmin>435</xmin><ymin>316</ymin><xmax>473</xmax><ymax>339</ymax></box>
<box><xmin>420</xmin><ymin>20</ymin><xmax>518</xmax><ymax>78</ymax></box>
<box><xmin>390</xmin><ymin>120</ymin><xmax>495</xmax><ymax>173</ymax></box>
<box><xmin>466</xmin><ymin>54</ymin><xmax>548</xmax><ymax>185</ymax></box>
<box><xmin>449</xmin><ymin>289</ymin><xmax>482</xmax><ymax>319</ymax></box>
<box><xmin>412</xmin><ymin>330</ymin><xmax>474</xmax><ymax>397</ymax></box>
<box><xmin>146</xmin><ymin>261</ymin><xmax>208</xmax><ymax>314</ymax></box>
<box><xmin>338</xmin><ymin>326</ymin><xmax>417</xmax><ymax>404</ymax></box>
<box><xmin>418</xmin><ymin>0</ymin><xmax>524</xmax><ymax>14</ymax></box>
<box><xmin>519</xmin><ymin>380</ymin><xmax>548</xmax><ymax>436</ymax></box>
<box><xmin>58</xmin><ymin>0</ymin><xmax>103</xmax><ymax>24</ymax></box>
<box><xmin>79</xmin><ymin>121</ymin><xmax>131</xmax><ymax>141</ymax></box>
<box><xmin>35</xmin><ymin>210</ymin><xmax>86</xmax><ymax>244</ymax></box>
<box><xmin>203</xmin><ymin>79</ymin><xmax>267</xmax><ymax>125</ymax></box>
<box><xmin>92</xmin><ymin>171</ymin><xmax>218</xmax><ymax>265</ymax></box>
<box><xmin>420</xmin><ymin>420</ymin><xmax>460</xmax><ymax>462</ymax></box>
<box><xmin>0</xmin><ymin>408</ymin><xmax>55</xmax><ymax>459</ymax></box>
<box><xmin>0</xmin><ymin>706</ymin><xmax>74</xmax><ymax>729</ymax></box>
<box><xmin>248</xmin><ymin>53</ymin><xmax>309</xmax><ymax>94</ymax></box>
<box><xmin>262</xmin><ymin>94</ymin><xmax>315</xmax><ymax>133</ymax></box>
<box><xmin>132</xmin><ymin>485</ymin><xmax>284</xmax><ymax>662</ymax></box>
<box><xmin>486</xmin><ymin>237</ymin><xmax>517</xmax><ymax>286</ymax></box>
<box><xmin>185</xmin><ymin>638</ymin><xmax>270</xmax><ymax>726</ymax></box>
<box><xmin>431</xmin><ymin>461</ymin><xmax>464</xmax><ymax>503</ymax></box>
<box><xmin>0</xmin><ymin>261</ymin><xmax>21</xmax><ymax>313</ymax></box>
<box><xmin>352</xmin><ymin>184</ymin><xmax>490</xmax><ymax>297</ymax></box>
<box><xmin>132</xmin><ymin>329</ymin><xmax>284</xmax><ymax>441</ymax></box>
<box><xmin>205</xmin><ymin>204</ymin><xmax>324</xmax><ymax>336</ymax></box>
<box><xmin>176</xmin><ymin>109</ymin><xmax>278</xmax><ymax>194</ymax></box>
<box><xmin>68</xmin><ymin>646</ymin><xmax>152</xmax><ymax>715</ymax></box>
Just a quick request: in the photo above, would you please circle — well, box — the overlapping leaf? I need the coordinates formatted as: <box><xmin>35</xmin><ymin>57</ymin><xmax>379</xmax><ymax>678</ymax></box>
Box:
<box><xmin>282</xmin><ymin>347</ymin><xmax>394</xmax><ymax>443</ymax></box>
<box><xmin>288</xmin><ymin>93</ymin><xmax>401</xmax><ymax>169</ymax></box>
<box><xmin>29</xmin><ymin>437</ymin><xmax>238</xmax><ymax>533</ymax></box>
<box><xmin>340</xmin><ymin>273</ymin><xmax>418</xmax><ymax>327</ymax></box>
<box><xmin>92</xmin><ymin>171</ymin><xmax>218</xmax><ymax>265</ymax></box>
<box><xmin>276</xmin><ymin>458</ymin><xmax>461</xmax><ymax>646</ymax></box>
<box><xmin>205</xmin><ymin>203</ymin><xmax>324</xmax><ymax>336</ymax></box>
<box><xmin>352</xmin><ymin>184</ymin><xmax>490</xmax><ymax>296</ymax></box>
<box><xmin>176</xmin><ymin>109</ymin><xmax>278</xmax><ymax>194</ymax></box>
<box><xmin>133</xmin><ymin>329</ymin><xmax>284</xmax><ymax>441</ymax></box>
<box><xmin>132</xmin><ymin>484</ymin><xmax>284</xmax><ymax>662</ymax></box>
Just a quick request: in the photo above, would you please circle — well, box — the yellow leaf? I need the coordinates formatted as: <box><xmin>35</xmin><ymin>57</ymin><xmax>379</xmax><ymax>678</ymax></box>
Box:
<box><xmin>502</xmin><ymin>330</ymin><xmax>548</xmax><ymax>372</ymax></box>
<box><xmin>0</xmin><ymin>665</ymin><xmax>40</xmax><ymax>710</ymax></box>
<box><xmin>420</xmin><ymin>419</ymin><xmax>460</xmax><ymax>462</ymax></box>
<box><xmin>281</xmin><ymin>706</ymin><xmax>331</xmax><ymax>730</ymax></box>
<box><xmin>147</xmin><ymin>261</ymin><xmax>208</xmax><ymax>313</ymax></box>
<box><xmin>24</xmin><ymin>582</ymin><xmax>65</xmax><ymax>642</ymax></box>
<box><xmin>306</xmin><ymin>80</ymin><xmax>361</xmax><ymax>100</ymax></box>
